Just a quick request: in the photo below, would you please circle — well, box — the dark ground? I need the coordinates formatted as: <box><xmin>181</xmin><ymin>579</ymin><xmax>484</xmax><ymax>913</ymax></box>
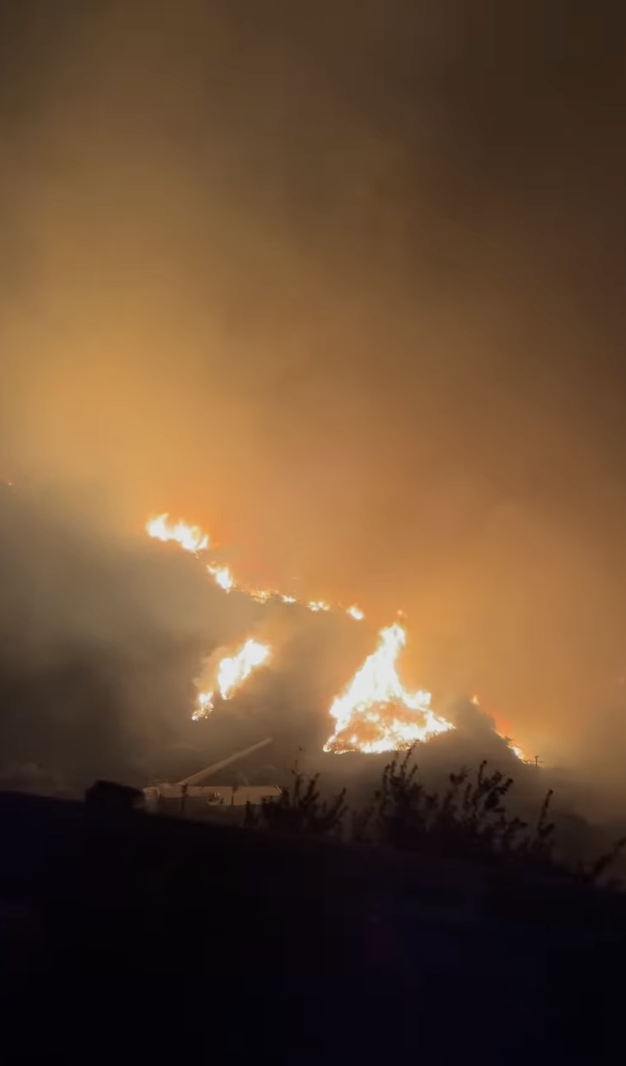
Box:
<box><xmin>0</xmin><ymin>789</ymin><xmax>623</xmax><ymax>1064</ymax></box>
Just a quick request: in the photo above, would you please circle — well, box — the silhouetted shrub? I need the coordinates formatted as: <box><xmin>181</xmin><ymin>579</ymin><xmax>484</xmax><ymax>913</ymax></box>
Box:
<box><xmin>244</xmin><ymin>747</ymin><xmax>624</xmax><ymax>886</ymax></box>
<box><xmin>363</xmin><ymin>751</ymin><xmax>548</xmax><ymax>865</ymax></box>
<box><xmin>244</xmin><ymin>767</ymin><xmax>347</xmax><ymax>838</ymax></box>
<box><xmin>579</xmin><ymin>835</ymin><xmax>626</xmax><ymax>887</ymax></box>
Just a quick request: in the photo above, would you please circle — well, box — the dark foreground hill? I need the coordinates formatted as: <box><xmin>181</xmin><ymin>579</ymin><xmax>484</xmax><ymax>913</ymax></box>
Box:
<box><xmin>0</xmin><ymin>789</ymin><xmax>623</xmax><ymax>1064</ymax></box>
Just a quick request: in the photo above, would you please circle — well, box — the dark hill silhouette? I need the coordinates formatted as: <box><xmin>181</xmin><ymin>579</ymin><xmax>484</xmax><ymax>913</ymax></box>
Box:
<box><xmin>0</xmin><ymin>787</ymin><xmax>624</xmax><ymax>1063</ymax></box>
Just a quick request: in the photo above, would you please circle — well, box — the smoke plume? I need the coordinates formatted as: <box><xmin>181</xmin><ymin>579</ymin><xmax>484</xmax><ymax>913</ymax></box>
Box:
<box><xmin>1</xmin><ymin>2</ymin><xmax>626</xmax><ymax>797</ymax></box>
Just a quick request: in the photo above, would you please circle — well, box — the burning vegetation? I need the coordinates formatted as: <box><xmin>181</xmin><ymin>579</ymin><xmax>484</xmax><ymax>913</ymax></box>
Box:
<box><xmin>146</xmin><ymin>513</ymin><xmax>210</xmax><ymax>554</ymax></box>
<box><xmin>146</xmin><ymin>512</ymin><xmax>468</xmax><ymax>757</ymax></box>
<box><xmin>143</xmin><ymin>512</ymin><xmax>540</xmax><ymax>761</ymax></box>
<box><xmin>324</xmin><ymin>622</ymin><xmax>453</xmax><ymax>753</ymax></box>
<box><xmin>193</xmin><ymin>638</ymin><xmax>271</xmax><ymax>719</ymax></box>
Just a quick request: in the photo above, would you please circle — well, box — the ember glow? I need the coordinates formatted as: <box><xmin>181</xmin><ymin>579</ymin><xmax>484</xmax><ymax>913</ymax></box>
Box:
<box><xmin>193</xmin><ymin>638</ymin><xmax>270</xmax><ymax>720</ymax></box>
<box><xmin>471</xmin><ymin>695</ymin><xmax>527</xmax><ymax>762</ymax></box>
<box><xmin>324</xmin><ymin>623</ymin><xmax>454</xmax><ymax>754</ymax></box>
<box><xmin>146</xmin><ymin>514</ymin><xmax>210</xmax><ymax>554</ymax></box>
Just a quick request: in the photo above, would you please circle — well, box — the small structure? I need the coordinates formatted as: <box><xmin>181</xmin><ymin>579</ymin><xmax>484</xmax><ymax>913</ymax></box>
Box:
<box><xmin>143</xmin><ymin>737</ymin><xmax>279</xmax><ymax>819</ymax></box>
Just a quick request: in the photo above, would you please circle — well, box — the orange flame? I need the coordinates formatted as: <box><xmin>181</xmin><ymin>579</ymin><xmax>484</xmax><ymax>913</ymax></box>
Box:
<box><xmin>146</xmin><ymin>513</ymin><xmax>365</xmax><ymax>622</ymax></box>
<box><xmin>471</xmin><ymin>694</ymin><xmax>526</xmax><ymax>761</ymax></box>
<box><xmin>207</xmin><ymin>563</ymin><xmax>235</xmax><ymax>592</ymax></box>
<box><xmin>193</xmin><ymin>638</ymin><xmax>270</xmax><ymax>720</ymax></box>
<box><xmin>146</xmin><ymin>511</ymin><xmax>528</xmax><ymax>755</ymax></box>
<box><xmin>324</xmin><ymin>623</ymin><xmax>453</xmax><ymax>753</ymax></box>
<box><xmin>146</xmin><ymin>514</ymin><xmax>209</xmax><ymax>554</ymax></box>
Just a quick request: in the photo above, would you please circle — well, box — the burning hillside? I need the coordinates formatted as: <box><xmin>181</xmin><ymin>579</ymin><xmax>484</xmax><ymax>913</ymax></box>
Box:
<box><xmin>194</xmin><ymin>637</ymin><xmax>271</xmax><ymax>719</ymax></box>
<box><xmin>146</xmin><ymin>514</ymin><xmax>210</xmax><ymax>554</ymax></box>
<box><xmin>324</xmin><ymin>623</ymin><xmax>453</xmax><ymax>753</ymax></box>
<box><xmin>146</xmin><ymin>513</ymin><xmax>460</xmax><ymax>755</ymax></box>
<box><xmin>0</xmin><ymin>485</ymin><xmax>541</xmax><ymax>800</ymax></box>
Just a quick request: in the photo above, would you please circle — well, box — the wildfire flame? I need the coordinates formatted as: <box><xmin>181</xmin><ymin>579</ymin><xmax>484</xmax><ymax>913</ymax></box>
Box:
<box><xmin>144</xmin><ymin>511</ymin><xmax>531</xmax><ymax>758</ymax></box>
<box><xmin>146</xmin><ymin>513</ymin><xmax>365</xmax><ymax>622</ymax></box>
<box><xmin>145</xmin><ymin>510</ymin><xmax>532</xmax><ymax>758</ymax></box>
<box><xmin>207</xmin><ymin>563</ymin><xmax>235</xmax><ymax>592</ymax></box>
<box><xmin>193</xmin><ymin>638</ymin><xmax>270</xmax><ymax>720</ymax></box>
<box><xmin>324</xmin><ymin>623</ymin><xmax>454</xmax><ymax>753</ymax></box>
<box><xmin>146</xmin><ymin>514</ymin><xmax>209</xmax><ymax>554</ymax></box>
<box><xmin>471</xmin><ymin>694</ymin><xmax>526</xmax><ymax>761</ymax></box>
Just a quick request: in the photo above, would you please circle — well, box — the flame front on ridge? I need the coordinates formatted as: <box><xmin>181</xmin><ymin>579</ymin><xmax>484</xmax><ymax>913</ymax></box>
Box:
<box><xmin>146</xmin><ymin>513</ymin><xmax>459</xmax><ymax>751</ymax></box>
<box><xmin>146</xmin><ymin>513</ymin><xmax>365</xmax><ymax>622</ymax></box>
<box><xmin>470</xmin><ymin>694</ymin><xmax>526</xmax><ymax>761</ymax></box>
<box><xmin>146</xmin><ymin>514</ymin><xmax>210</xmax><ymax>554</ymax></box>
<box><xmin>207</xmin><ymin>563</ymin><xmax>235</xmax><ymax>592</ymax></box>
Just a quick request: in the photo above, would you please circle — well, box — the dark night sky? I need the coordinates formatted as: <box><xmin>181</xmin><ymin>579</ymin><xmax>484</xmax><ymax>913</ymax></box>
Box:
<box><xmin>1</xmin><ymin>1</ymin><xmax>626</xmax><ymax>775</ymax></box>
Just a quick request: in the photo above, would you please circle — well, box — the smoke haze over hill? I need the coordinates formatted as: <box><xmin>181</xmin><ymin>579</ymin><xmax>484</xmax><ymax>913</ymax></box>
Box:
<box><xmin>1</xmin><ymin>3</ymin><xmax>626</xmax><ymax>796</ymax></box>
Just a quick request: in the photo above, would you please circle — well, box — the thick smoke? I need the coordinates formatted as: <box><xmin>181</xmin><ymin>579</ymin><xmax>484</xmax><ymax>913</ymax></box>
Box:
<box><xmin>0</xmin><ymin>478</ymin><xmax>623</xmax><ymax>857</ymax></box>
<box><xmin>0</xmin><ymin>483</ymin><xmax>222</xmax><ymax>790</ymax></box>
<box><xmin>1</xmin><ymin>2</ymin><xmax>626</xmax><ymax>796</ymax></box>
